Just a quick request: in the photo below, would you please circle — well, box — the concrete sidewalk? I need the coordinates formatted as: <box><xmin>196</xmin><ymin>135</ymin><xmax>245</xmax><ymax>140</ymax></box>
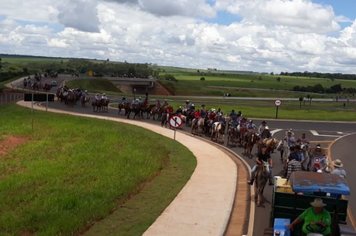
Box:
<box><xmin>17</xmin><ymin>101</ymin><xmax>238</xmax><ymax>236</ymax></box>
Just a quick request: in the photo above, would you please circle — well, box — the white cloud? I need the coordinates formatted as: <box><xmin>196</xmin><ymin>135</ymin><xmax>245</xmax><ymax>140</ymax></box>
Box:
<box><xmin>138</xmin><ymin>0</ymin><xmax>216</xmax><ymax>18</ymax></box>
<box><xmin>1</xmin><ymin>0</ymin><xmax>356</xmax><ymax>73</ymax></box>
<box><xmin>215</xmin><ymin>0</ymin><xmax>340</xmax><ymax>33</ymax></box>
<box><xmin>57</xmin><ymin>0</ymin><xmax>100</xmax><ymax>32</ymax></box>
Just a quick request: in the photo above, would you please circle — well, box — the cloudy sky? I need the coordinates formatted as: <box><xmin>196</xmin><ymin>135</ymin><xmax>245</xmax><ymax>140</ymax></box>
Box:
<box><xmin>1</xmin><ymin>0</ymin><xmax>356</xmax><ymax>73</ymax></box>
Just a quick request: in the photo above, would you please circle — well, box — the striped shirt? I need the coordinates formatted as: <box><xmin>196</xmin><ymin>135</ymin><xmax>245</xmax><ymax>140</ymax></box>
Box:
<box><xmin>287</xmin><ymin>159</ymin><xmax>302</xmax><ymax>179</ymax></box>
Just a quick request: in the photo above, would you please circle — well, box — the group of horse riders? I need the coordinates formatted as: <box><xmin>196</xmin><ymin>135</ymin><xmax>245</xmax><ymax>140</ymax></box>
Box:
<box><xmin>56</xmin><ymin>85</ymin><xmax>90</xmax><ymax>105</ymax></box>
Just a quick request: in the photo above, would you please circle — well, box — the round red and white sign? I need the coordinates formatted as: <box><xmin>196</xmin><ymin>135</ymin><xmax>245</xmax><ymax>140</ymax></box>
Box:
<box><xmin>169</xmin><ymin>116</ymin><xmax>183</xmax><ymax>128</ymax></box>
<box><xmin>275</xmin><ymin>99</ymin><xmax>282</xmax><ymax>106</ymax></box>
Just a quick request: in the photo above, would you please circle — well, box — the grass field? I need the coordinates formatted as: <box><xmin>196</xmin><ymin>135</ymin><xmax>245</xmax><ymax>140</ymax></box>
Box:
<box><xmin>0</xmin><ymin>105</ymin><xmax>196</xmax><ymax>235</ymax></box>
<box><xmin>159</xmin><ymin>73</ymin><xmax>356</xmax><ymax>97</ymax></box>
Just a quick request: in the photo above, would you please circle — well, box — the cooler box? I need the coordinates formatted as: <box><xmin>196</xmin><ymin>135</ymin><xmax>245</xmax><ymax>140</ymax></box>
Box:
<box><xmin>274</xmin><ymin>218</ymin><xmax>291</xmax><ymax>236</ymax></box>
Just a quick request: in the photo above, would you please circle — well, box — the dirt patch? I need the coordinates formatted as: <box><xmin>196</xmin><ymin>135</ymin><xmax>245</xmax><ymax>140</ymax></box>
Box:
<box><xmin>0</xmin><ymin>135</ymin><xmax>29</xmax><ymax>156</ymax></box>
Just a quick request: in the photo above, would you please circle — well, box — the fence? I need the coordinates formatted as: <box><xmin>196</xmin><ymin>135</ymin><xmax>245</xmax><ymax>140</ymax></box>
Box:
<box><xmin>0</xmin><ymin>92</ymin><xmax>24</xmax><ymax>105</ymax></box>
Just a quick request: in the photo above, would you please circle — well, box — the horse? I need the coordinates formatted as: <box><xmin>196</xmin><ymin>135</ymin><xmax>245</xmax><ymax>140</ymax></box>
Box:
<box><xmin>243</xmin><ymin>132</ymin><xmax>259</xmax><ymax>158</ymax></box>
<box><xmin>126</xmin><ymin>102</ymin><xmax>141</xmax><ymax>119</ymax></box>
<box><xmin>63</xmin><ymin>90</ymin><xmax>76</xmax><ymax>105</ymax></box>
<box><xmin>211</xmin><ymin>121</ymin><xmax>226</xmax><ymax>143</ymax></box>
<box><xmin>80</xmin><ymin>94</ymin><xmax>90</xmax><ymax>107</ymax></box>
<box><xmin>260</xmin><ymin>138</ymin><xmax>279</xmax><ymax>154</ymax></box>
<box><xmin>141</xmin><ymin>104</ymin><xmax>155</xmax><ymax>119</ymax></box>
<box><xmin>227</xmin><ymin>125</ymin><xmax>239</xmax><ymax>146</ymax></box>
<box><xmin>191</xmin><ymin>117</ymin><xmax>205</xmax><ymax>135</ymax></box>
<box><xmin>254</xmin><ymin>161</ymin><xmax>270</xmax><ymax>207</ymax></box>
<box><xmin>118</xmin><ymin>101</ymin><xmax>130</xmax><ymax>115</ymax></box>
<box><xmin>92</xmin><ymin>98</ymin><xmax>109</xmax><ymax>112</ymax></box>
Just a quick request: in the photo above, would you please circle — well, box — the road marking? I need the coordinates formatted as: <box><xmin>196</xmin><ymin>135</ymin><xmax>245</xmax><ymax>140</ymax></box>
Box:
<box><xmin>310</xmin><ymin>130</ymin><xmax>341</xmax><ymax>138</ymax></box>
<box><xmin>310</xmin><ymin>130</ymin><xmax>319</xmax><ymax>136</ymax></box>
<box><xmin>328</xmin><ymin>132</ymin><xmax>356</xmax><ymax>230</ymax></box>
<box><xmin>271</xmin><ymin>129</ymin><xmax>283</xmax><ymax>136</ymax></box>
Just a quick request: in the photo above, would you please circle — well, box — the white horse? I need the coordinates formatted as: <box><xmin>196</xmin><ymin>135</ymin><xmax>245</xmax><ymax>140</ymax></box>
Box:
<box><xmin>211</xmin><ymin>121</ymin><xmax>225</xmax><ymax>143</ymax></box>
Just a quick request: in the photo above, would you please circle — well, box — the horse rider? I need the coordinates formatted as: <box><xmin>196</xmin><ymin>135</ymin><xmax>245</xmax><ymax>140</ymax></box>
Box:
<box><xmin>194</xmin><ymin>109</ymin><xmax>201</xmax><ymax>120</ymax></box>
<box><xmin>120</xmin><ymin>96</ymin><xmax>126</xmax><ymax>105</ymax></box>
<box><xmin>247</xmin><ymin>120</ymin><xmax>257</xmax><ymax>133</ymax></box>
<box><xmin>285</xmin><ymin>129</ymin><xmax>296</xmax><ymax>147</ymax></box>
<box><xmin>229</xmin><ymin>109</ymin><xmax>239</xmax><ymax>127</ymax></box>
<box><xmin>155</xmin><ymin>99</ymin><xmax>161</xmax><ymax>109</ymax></box>
<box><xmin>297</xmin><ymin>133</ymin><xmax>310</xmax><ymax>146</ymax></box>
<box><xmin>258</xmin><ymin>120</ymin><xmax>268</xmax><ymax>134</ymax></box>
<box><xmin>330</xmin><ymin>159</ymin><xmax>347</xmax><ymax>178</ymax></box>
<box><xmin>200</xmin><ymin>104</ymin><xmax>207</xmax><ymax>118</ymax></box>
<box><xmin>95</xmin><ymin>93</ymin><xmax>101</xmax><ymax>102</ymax></box>
<box><xmin>184</xmin><ymin>100</ymin><xmax>191</xmax><ymax>110</ymax></box>
<box><xmin>247</xmin><ymin>144</ymin><xmax>274</xmax><ymax>185</ymax></box>
<box><xmin>310</xmin><ymin>144</ymin><xmax>327</xmax><ymax>172</ymax></box>
<box><xmin>175</xmin><ymin>106</ymin><xmax>183</xmax><ymax>115</ymax></box>
<box><xmin>162</xmin><ymin>99</ymin><xmax>168</xmax><ymax>107</ymax></box>
<box><xmin>101</xmin><ymin>93</ymin><xmax>108</xmax><ymax>101</ymax></box>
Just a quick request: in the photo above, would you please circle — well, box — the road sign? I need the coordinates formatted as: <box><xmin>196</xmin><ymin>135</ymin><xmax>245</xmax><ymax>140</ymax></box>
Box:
<box><xmin>169</xmin><ymin>116</ymin><xmax>183</xmax><ymax>128</ymax></box>
<box><xmin>275</xmin><ymin>99</ymin><xmax>281</xmax><ymax>106</ymax></box>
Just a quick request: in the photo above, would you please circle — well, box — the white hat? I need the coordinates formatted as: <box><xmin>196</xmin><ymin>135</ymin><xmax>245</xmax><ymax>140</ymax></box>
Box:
<box><xmin>310</xmin><ymin>198</ymin><xmax>326</xmax><ymax>208</ymax></box>
<box><xmin>332</xmin><ymin>159</ymin><xmax>343</xmax><ymax>168</ymax></box>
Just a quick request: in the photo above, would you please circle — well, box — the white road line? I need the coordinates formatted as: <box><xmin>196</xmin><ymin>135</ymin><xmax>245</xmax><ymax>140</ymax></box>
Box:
<box><xmin>310</xmin><ymin>130</ymin><xmax>341</xmax><ymax>138</ymax></box>
<box><xmin>271</xmin><ymin>129</ymin><xmax>283</xmax><ymax>136</ymax></box>
<box><xmin>310</xmin><ymin>130</ymin><xmax>319</xmax><ymax>136</ymax></box>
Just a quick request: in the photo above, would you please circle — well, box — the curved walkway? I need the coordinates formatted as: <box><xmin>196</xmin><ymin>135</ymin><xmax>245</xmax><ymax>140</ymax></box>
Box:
<box><xmin>17</xmin><ymin>101</ymin><xmax>238</xmax><ymax>236</ymax></box>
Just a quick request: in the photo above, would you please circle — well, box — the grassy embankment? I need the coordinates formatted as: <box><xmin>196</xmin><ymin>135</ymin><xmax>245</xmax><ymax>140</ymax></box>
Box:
<box><xmin>66</xmin><ymin>78</ymin><xmax>121</xmax><ymax>94</ymax></box>
<box><xmin>0</xmin><ymin>105</ymin><xmax>196</xmax><ymax>235</ymax></box>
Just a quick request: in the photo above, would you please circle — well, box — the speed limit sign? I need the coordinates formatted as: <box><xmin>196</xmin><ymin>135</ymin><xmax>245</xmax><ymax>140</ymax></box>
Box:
<box><xmin>275</xmin><ymin>99</ymin><xmax>281</xmax><ymax>106</ymax></box>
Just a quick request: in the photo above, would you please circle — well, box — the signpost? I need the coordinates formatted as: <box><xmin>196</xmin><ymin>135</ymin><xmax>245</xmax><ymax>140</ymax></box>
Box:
<box><xmin>169</xmin><ymin>115</ymin><xmax>183</xmax><ymax>140</ymax></box>
<box><xmin>275</xmin><ymin>99</ymin><xmax>281</xmax><ymax>119</ymax></box>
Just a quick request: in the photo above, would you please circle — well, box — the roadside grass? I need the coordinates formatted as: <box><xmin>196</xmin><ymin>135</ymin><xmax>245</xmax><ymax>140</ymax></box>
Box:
<box><xmin>66</xmin><ymin>78</ymin><xmax>121</xmax><ymax>94</ymax></box>
<box><xmin>0</xmin><ymin>104</ymin><xmax>196</xmax><ymax>235</ymax></box>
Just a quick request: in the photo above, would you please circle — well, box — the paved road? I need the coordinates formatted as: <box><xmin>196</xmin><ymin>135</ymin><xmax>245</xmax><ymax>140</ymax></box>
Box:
<box><xmin>331</xmin><ymin>134</ymin><xmax>356</xmax><ymax>229</ymax></box>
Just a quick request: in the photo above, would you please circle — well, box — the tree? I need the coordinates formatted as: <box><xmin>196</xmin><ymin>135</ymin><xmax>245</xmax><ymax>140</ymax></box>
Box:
<box><xmin>299</xmin><ymin>97</ymin><xmax>303</xmax><ymax>109</ymax></box>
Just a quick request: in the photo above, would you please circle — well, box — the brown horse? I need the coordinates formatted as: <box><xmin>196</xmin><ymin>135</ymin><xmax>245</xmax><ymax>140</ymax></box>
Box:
<box><xmin>244</xmin><ymin>132</ymin><xmax>259</xmax><ymax>158</ymax></box>
<box><xmin>259</xmin><ymin>138</ymin><xmax>279</xmax><ymax>154</ymax></box>
<box><xmin>254</xmin><ymin>161</ymin><xmax>270</xmax><ymax>207</ymax></box>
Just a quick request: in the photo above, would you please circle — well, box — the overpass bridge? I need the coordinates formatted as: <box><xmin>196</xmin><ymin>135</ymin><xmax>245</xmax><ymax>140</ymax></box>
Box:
<box><xmin>107</xmin><ymin>77</ymin><xmax>155</xmax><ymax>88</ymax></box>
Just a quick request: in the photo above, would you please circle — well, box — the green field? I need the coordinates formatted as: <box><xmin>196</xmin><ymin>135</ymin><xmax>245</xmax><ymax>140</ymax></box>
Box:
<box><xmin>159</xmin><ymin>73</ymin><xmax>356</xmax><ymax>97</ymax></box>
<box><xmin>0</xmin><ymin>105</ymin><xmax>196</xmax><ymax>235</ymax></box>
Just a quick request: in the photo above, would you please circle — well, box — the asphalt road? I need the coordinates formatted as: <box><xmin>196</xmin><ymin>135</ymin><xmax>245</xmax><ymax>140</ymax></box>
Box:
<box><xmin>12</xmin><ymin>76</ymin><xmax>356</xmax><ymax>234</ymax></box>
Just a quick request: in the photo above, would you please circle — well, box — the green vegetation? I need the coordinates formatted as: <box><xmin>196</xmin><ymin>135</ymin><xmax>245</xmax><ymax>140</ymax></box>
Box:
<box><xmin>0</xmin><ymin>105</ymin><xmax>196</xmax><ymax>235</ymax></box>
<box><xmin>160</xmin><ymin>68</ymin><xmax>356</xmax><ymax>98</ymax></box>
<box><xmin>66</xmin><ymin>78</ymin><xmax>121</xmax><ymax>94</ymax></box>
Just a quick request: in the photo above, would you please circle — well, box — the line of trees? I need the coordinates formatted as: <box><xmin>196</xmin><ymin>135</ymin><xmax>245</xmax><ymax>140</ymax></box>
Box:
<box><xmin>293</xmin><ymin>83</ymin><xmax>356</xmax><ymax>94</ymax></box>
<box><xmin>0</xmin><ymin>57</ymin><xmax>157</xmax><ymax>82</ymax></box>
<box><xmin>281</xmin><ymin>71</ymin><xmax>356</xmax><ymax>81</ymax></box>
